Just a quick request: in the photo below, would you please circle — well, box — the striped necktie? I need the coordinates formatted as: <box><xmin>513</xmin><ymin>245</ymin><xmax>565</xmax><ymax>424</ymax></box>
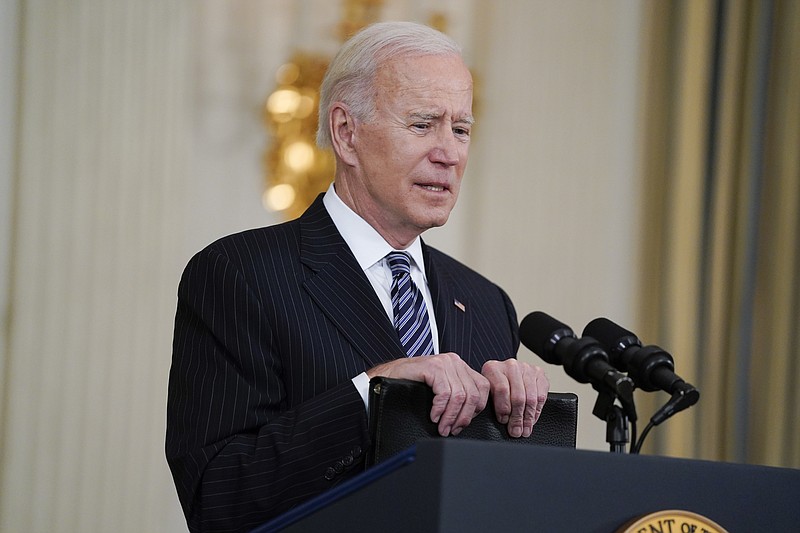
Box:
<box><xmin>386</xmin><ymin>252</ymin><xmax>434</xmax><ymax>357</ymax></box>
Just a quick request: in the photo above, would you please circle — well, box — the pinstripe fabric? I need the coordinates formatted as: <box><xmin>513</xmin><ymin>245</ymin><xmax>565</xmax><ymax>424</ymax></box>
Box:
<box><xmin>166</xmin><ymin>194</ymin><xmax>519</xmax><ymax>532</ymax></box>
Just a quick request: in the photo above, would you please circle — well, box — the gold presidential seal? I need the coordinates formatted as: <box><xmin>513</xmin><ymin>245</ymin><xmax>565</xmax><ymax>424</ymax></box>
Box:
<box><xmin>618</xmin><ymin>509</ymin><xmax>729</xmax><ymax>533</ymax></box>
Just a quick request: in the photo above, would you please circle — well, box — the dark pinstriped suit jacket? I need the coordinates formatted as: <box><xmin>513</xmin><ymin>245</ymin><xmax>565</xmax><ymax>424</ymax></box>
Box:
<box><xmin>166</xmin><ymin>194</ymin><xmax>519</xmax><ymax>532</ymax></box>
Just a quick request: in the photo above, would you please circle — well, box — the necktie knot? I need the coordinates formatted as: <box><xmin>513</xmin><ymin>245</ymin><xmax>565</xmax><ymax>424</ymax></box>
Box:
<box><xmin>386</xmin><ymin>252</ymin><xmax>411</xmax><ymax>278</ymax></box>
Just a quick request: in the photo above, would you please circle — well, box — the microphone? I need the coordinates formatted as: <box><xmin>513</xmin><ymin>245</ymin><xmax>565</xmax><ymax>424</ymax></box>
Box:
<box><xmin>583</xmin><ymin>317</ymin><xmax>699</xmax><ymax>405</ymax></box>
<box><xmin>520</xmin><ymin>311</ymin><xmax>634</xmax><ymax>402</ymax></box>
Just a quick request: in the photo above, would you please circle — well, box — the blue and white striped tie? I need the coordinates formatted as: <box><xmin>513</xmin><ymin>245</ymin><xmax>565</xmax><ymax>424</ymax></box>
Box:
<box><xmin>386</xmin><ymin>252</ymin><xmax>434</xmax><ymax>357</ymax></box>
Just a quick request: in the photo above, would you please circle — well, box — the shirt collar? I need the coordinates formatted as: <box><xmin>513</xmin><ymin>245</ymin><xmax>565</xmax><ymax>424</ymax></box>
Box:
<box><xmin>322</xmin><ymin>183</ymin><xmax>427</xmax><ymax>275</ymax></box>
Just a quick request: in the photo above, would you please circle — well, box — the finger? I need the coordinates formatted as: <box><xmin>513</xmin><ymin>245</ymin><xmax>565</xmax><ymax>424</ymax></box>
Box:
<box><xmin>444</xmin><ymin>383</ymin><xmax>475</xmax><ymax>435</ymax></box>
<box><xmin>438</xmin><ymin>362</ymin><xmax>484</xmax><ymax>437</ymax></box>
<box><xmin>503</xmin><ymin>361</ymin><xmax>527</xmax><ymax>438</ymax></box>
<box><xmin>450</xmin><ymin>368</ymin><xmax>489</xmax><ymax>436</ymax></box>
<box><xmin>426</xmin><ymin>354</ymin><xmax>457</xmax><ymax>426</ymax></box>
<box><xmin>519</xmin><ymin>365</ymin><xmax>538</xmax><ymax>437</ymax></box>
<box><xmin>427</xmin><ymin>353</ymin><xmax>469</xmax><ymax>436</ymax></box>
<box><xmin>531</xmin><ymin>367</ymin><xmax>550</xmax><ymax>425</ymax></box>
<box><xmin>482</xmin><ymin>361</ymin><xmax>511</xmax><ymax>424</ymax></box>
<box><xmin>436</xmin><ymin>378</ymin><xmax>465</xmax><ymax>437</ymax></box>
<box><xmin>429</xmin><ymin>381</ymin><xmax>451</xmax><ymax>426</ymax></box>
<box><xmin>521</xmin><ymin>365</ymin><xmax>550</xmax><ymax>437</ymax></box>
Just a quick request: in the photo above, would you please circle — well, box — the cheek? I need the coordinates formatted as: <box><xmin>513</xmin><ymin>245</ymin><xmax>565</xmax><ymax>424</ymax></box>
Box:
<box><xmin>459</xmin><ymin>144</ymin><xmax>470</xmax><ymax>164</ymax></box>
<box><xmin>450</xmin><ymin>181</ymin><xmax>462</xmax><ymax>201</ymax></box>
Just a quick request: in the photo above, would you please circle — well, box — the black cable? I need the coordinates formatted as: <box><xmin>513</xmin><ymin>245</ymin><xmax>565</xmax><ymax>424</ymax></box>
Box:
<box><xmin>633</xmin><ymin>420</ymin><xmax>655</xmax><ymax>454</ymax></box>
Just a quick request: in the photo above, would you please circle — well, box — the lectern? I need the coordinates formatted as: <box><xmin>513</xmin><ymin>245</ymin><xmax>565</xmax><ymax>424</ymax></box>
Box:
<box><xmin>255</xmin><ymin>439</ymin><xmax>800</xmax><ymax>532</ymax></box>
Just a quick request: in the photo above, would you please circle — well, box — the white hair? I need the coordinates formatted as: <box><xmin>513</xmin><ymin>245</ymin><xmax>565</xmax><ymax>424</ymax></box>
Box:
<box><xmin>316</xmin><ymin>21</ymin><xmax>463</xmax><ymax>148</ymax></box>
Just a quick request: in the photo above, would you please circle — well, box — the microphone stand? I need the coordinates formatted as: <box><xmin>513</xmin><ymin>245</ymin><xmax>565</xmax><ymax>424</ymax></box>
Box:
<box><xmin>591</xmin><ymin>384</ymin><xmax>637</xmax><ymax>454</ymax></box>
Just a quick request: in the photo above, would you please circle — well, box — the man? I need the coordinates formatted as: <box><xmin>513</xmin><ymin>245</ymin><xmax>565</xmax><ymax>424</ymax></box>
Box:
<box><xmin>167</xmin><ymin>21</ymin><xmax>549</xmax><ymax>533</ymax></box>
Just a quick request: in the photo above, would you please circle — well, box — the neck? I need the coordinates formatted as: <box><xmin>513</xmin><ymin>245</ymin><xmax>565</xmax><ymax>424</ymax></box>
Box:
<box><xmin>332</xmin><ymin>177</ymin><xmax>421</xmax><ymax>250</ymax></box>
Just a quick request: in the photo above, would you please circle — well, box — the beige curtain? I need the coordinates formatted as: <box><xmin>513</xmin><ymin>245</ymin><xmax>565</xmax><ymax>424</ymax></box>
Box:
<box><xmin>638</xmin><ymin>0</ymin><xmax>799</xmax><ymax>467</ymax></box>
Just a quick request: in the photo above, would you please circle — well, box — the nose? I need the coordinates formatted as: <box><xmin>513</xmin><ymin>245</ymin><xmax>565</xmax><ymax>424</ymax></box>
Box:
<box><xmin>429</xmin><ymin>127</ymin><xmax>460</xmax><ymax>167</ymax></box>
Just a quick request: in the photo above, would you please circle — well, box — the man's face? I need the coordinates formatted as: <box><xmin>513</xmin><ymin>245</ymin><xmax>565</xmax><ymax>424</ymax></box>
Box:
<box><xmin>344</xmin><ymin>53</ymin><xmax>473</xmax><ymax>248</ymax></box>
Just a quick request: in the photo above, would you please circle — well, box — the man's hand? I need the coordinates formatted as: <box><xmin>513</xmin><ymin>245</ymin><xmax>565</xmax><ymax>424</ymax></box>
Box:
<box><xmin>481</xmin><ymin>359</ymin><xmax>549</xmax><ymax>438</ymax></box>
<box><xmin>367</xmin><ymin>353</ymin><xmax>490</xmax><ymax>437</ymax></box>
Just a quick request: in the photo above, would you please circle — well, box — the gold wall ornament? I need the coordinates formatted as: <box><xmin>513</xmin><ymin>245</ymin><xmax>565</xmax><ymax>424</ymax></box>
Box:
<box><xmin>337</xmin><ymin>0</ymin><xmax>384</xmax><ymax>40</ymax></box>
<box><xmin>263</xmin><ymin>1</ymin><xmax>384</xmax><ymax>220</ymax></box>
<box><xmin>262</xmin><ymin>52</ymin><xmax>334</xmax><ymax>220</ymax></box>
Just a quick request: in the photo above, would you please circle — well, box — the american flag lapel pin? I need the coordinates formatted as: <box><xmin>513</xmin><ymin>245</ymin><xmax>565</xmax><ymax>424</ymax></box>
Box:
<box><xmin>454</xmin><ymin>299</ymin><xmax>466</xmax><ymax>312</ymax></box>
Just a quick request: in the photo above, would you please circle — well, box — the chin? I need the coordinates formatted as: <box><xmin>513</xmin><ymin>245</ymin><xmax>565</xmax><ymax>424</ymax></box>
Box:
<box><xmin>420</xmin><ymin>213</ymin><xmax>451</xmax><ymax>231</ymax></box>
<box><xmin>410</xmin><ymin>204</ymin><xmax>456</xmax><ymax>233</ymax></box>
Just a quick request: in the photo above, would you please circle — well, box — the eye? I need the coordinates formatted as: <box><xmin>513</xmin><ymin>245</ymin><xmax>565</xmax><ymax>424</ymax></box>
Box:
<box><xmin>411</xmin><ymin>122</ymin><xmax>431</xmax><ymax>131</ymax></box>
<box><xmin>453</xmin><ymin>126</ymin><xmax>471</xmax><ymax>138</ymax></box>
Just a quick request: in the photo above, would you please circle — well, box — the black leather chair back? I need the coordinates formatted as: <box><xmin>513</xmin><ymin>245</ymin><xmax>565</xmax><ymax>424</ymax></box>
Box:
<box><xmin>367</xmin><ymin>377</ymin><xmax>578</xmax><ymax>466</ymax></box>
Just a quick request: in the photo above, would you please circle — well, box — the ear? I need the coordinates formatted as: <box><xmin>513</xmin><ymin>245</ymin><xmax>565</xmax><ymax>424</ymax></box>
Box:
<box><xmin>329</xmin><ymin>103</ymin><xmax>359</xmax><ymax>167</ymax></box>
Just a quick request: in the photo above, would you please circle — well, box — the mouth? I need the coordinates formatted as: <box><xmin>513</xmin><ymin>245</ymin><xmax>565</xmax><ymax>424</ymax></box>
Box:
<box><xmin>417</xmin><ymin>184</ymin><xmax>448</xmax><ymax>193</ymax></box>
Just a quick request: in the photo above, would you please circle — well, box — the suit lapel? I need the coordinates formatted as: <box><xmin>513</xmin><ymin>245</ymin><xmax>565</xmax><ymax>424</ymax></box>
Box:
<box><xmin>424</xmin><ymin>243</ymin><xmax>473</xmax><ymax>360</ymax></box>
<box><xmin>299</xmin><ymin>195</ymin><xmax>405</xmax><ymax>367</ymax></box>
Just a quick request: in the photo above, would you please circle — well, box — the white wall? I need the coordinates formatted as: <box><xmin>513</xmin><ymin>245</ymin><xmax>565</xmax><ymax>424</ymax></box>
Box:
<box><xmin>0</xmin><ymin>1</ymin><xmax>644</xmax><ymax>530</ymax></box>
<box><xmin>0</xmin><ymin>0</ymin><xmax>20</xmax><ymax>437</ymax></box>
<box><xmin>0</xmin><ymin>1</ymin><xmax>191</xmax><ymax>531</ymax></box>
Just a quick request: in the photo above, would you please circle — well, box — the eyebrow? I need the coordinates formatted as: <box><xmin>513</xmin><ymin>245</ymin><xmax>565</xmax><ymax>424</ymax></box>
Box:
<box><xmin>409</xmin><ymin>111</ymin><xmax>475</xmax><ymax>125</ymax></box>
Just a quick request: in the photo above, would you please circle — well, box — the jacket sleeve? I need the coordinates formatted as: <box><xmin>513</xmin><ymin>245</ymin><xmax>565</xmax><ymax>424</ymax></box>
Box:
<box><xmin>166</xmin><ymin>247</ymin><xmax>370</xmax><ymax>532</ymax></box>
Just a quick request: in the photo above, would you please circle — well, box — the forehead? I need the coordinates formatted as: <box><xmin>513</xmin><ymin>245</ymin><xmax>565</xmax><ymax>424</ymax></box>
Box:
<box><xmin>373</xmin><ymin>54</ymin><xmax>473</xmax><ymax>114</ymax></box>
